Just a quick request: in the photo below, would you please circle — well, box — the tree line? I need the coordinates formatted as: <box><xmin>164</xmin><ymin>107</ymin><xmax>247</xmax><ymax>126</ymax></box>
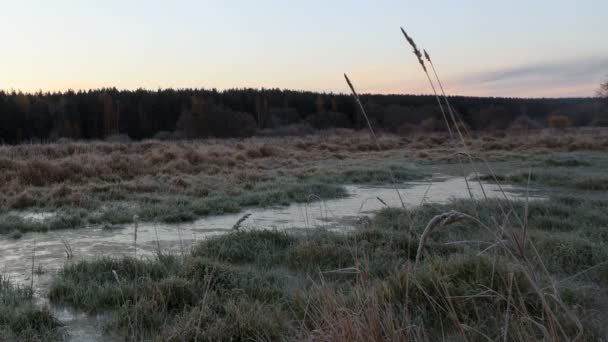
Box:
<box><xmin>0</xmin><ymin>88</ymin><xmax>606</xmax><ymax>144</ymax></box>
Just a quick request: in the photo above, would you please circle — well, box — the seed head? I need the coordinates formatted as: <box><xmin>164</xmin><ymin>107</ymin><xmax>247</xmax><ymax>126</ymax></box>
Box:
<box><xmin>400</xmin><ymin>27</ymin><xmax>427</xmax><ymax>72</ymax></box>
<box><xmin>423</xmin><ymin>49</ymin><xmax>432</xmax><ymax>63</ymax></box>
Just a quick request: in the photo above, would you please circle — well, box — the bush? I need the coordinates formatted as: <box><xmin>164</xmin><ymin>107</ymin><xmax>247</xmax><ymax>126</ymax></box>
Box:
<box><xmin>547</xmin><ymin>114</ymin><xmax>572</xmax><ymax>129</ymax></box>
<box><xmin>508</xmin><ymin>115</ymin><xmax>542</xmax><ymax>132</ymax></box>
<box><xmin>12</xmin><ymin>191</ymin><xmax>36</xmax><ymax>209</ymax></box>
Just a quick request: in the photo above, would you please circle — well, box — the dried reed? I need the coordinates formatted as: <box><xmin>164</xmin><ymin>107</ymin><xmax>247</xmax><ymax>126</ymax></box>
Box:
<box><xmin>30</xmin><ymin>239</ymin><xmax>36</xmax><ymax>291</ymax></box>
<box><xmin>232</xmin><ymin>213</ymin><xmax>252</xmax><ymax>231</ymax></box>
<box><xmin>60</xmin><ymin>237</ymin><xmax>74</xmax><ymax>259</ymax></box>
<box><xmin>415</xmin><ymin>210</ymin><xmax>467</xmax><ymax>266</ymax></box>
<box><xmin>399</xmin><ymin>28</ymin><xmax>584</xmax><ymax>340</ymax></box>
<box><xmin>344</xmin><ymin>74</ymin><xmax>406</xmax><ymax>209</ymax></box>
<box><xmin>133</xmin><ymin>214</ymin><xmax>139</xmax><ymax>259</ymax></box>
<box><xmin>400</xmin><ymin>28</ymin><xmax>491</xmax><ymax>204</ymax></box>
<box><xmin>400</xmin><ymin>28</ymin><xmax>453</xmax><ymax>139</ymax></box>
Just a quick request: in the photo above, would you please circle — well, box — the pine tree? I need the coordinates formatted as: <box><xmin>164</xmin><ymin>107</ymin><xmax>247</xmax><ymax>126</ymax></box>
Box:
<box><xmin>101</xmin><ymin>93</ymin><xmax>117</xmax><ymax>137</ymax></box>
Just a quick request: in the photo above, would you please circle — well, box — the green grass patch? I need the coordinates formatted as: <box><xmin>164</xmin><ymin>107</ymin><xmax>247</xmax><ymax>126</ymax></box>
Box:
<box><xmin>1</xmin><ymin>278</ymin><xmax>62</xmax><ymax>341</ymax></box>
<box><xmin>45</xmin><ymin>176</ymin><xmax>608</xmax><ymax>340</ymax></box>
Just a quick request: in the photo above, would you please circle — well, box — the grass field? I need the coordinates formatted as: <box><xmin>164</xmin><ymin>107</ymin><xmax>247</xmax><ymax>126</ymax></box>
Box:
<box><xmin>2</xmin><ymin>128</ymin><xmax>608</xmax><ymax>340</ymax></box>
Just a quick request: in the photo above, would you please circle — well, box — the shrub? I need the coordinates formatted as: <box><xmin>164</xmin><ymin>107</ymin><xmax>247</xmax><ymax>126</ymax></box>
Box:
<box><xmin>11</xmin><ymin>191</ymin><xmax>36</xmax><ymax>209</ymax></box>
<box><xmin>508</xmin><ymin>115</ymin><xmax>542</xmax><ymax>132</ymax></box>
<box><xmin>547</xmin><ymin>114</ymin><xmax>572</xmax><ymax>129</ymax></box>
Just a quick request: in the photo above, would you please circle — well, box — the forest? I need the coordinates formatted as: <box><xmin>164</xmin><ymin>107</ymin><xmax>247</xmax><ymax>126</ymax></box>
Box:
<box><xmin>0</xmin><ymin>87</ymin><xmax>606</xmax><ymax>144</ymax></box>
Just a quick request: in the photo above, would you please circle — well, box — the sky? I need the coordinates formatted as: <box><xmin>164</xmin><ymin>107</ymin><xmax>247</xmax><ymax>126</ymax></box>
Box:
<box><xmin>1</xmin><ymin>0</ymin><xmax>607</xmax><ymax>98</ymax></box>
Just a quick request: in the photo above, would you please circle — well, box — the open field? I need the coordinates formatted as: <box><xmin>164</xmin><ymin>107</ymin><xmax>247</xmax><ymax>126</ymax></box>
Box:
<box><xmin>2</xmin><ymin>128</ymin><xmax>608</xmax><ymax>340</ymax></box>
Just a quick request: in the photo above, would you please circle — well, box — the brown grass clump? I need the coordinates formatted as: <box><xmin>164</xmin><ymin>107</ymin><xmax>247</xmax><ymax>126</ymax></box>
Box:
<box><xmin>0</xmin><ymin>157</ymin><xmax>18</xmax><ymax>171</ymax></box>
<box><xmin>19</xmin><ymin>160</ymin><xmax>69</xmax><ymax>186</ymax></box>
<box><xmin>171</xmin><ymin>177</ymin><xmax>189</xmax><ymax>189</ymax></box>
<box><xmin>12</xmin><ymin>191</ymin><xmax>36</xmax><ymax>209</ymax></box>
<box><xmin>547</xmin><ymin>115</ymin><xmax>572</xmax><ymax>129</ymax></box>
<box><xmin>259</xmin><ymin>145</ymin><xmax>280</xmax><ymax>157</ymax></box>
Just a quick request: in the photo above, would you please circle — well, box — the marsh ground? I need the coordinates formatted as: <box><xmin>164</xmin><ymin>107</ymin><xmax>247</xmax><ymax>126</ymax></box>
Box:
<box><xmin>1</xmin><ymin>128</ymin><xmax>607</xmax><ymax>234</ymax></box>
<box><xmin>2</xmin><ymin>128</ymin><xmax>608</xmax><ymax>341</ymax></box>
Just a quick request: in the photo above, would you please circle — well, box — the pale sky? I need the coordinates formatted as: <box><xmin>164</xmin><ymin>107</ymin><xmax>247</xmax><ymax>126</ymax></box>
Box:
<box><xmin>1</xmin><ymin>0</ymin><xmax>607</xmax><ymax>97</ymax></box>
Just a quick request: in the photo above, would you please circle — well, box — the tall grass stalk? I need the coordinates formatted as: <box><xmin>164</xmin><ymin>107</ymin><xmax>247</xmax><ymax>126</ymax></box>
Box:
<box><xmin>344</xmin><ymin>73</ymin><xmax>406</xmax><ymax>210</ymax></box>
<box><xmin>232</xmin><ymin>213</ymin><xmax>252</xmax><ymax>231</ymax></box>
<box><xmin>400</xmin><ymin>28</ymin><xmax>490</xmax><ymax>203</ymax></box>
<box><xmin>400</xmin><ymin>28</ymin><xmax>454</xmax><ymax>139</ymax></box>
<box><xmin>60</xmin><ymin>237</ymin><xmax>74</xmax><ymax>259</ymax></box>
<box><xmin>177</xmin><ymin>224</ymin><xmax>185</xmax><ymax>257</ymax></box>
<box><xmin>415</xmin><ymin>210</ymin><xmax>467</xmax><ymax>266</ymax></box>
<box><xmin>112</xmin><ymin>270</ymin><xmax>136</xmax><ymax>339</ymax></box>
<box><xmin>423</xmin><ymin>49</ymin><xmax>471</xmax><ymax>139</ymax></box>
<box><xmin>153</xmin><ymin>223</ymin><xmax>162</xmax><ymax>258</ymax></box>
<box><xmin>398</xmin><ymin>27</ymin><xmax>583</xmax><ymax>339</ymax></box>
<box><xmin>133</xmin><ymin>215</ymin><xmax>139</xmax><ymax>259</ymax></box>
<box><xmin>30</xmin><ymin>239</ymin><xmax>36</xmax><ymax>291</ymax></box>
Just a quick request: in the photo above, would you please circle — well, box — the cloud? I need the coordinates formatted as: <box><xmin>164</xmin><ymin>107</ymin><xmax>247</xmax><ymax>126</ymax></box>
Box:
<box><xmin>456</xmin><ymin>56</ymin><xmax>608</xmax><ymax>97</ymax></box>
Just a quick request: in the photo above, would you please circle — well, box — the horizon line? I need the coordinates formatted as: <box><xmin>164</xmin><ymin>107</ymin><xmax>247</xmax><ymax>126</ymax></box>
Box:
<box><xmin>0</xmin><ymin>86</ymin><xmax>598</xmax><ymax>101</ymax></box>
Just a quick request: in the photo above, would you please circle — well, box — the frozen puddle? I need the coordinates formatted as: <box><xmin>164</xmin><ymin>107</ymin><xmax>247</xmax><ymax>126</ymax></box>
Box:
<box><xmin>0</xmin><ymin>177</ymin><xmax>542</xmax><ymax>341</ymax></box>
<box><xmin>20</xmin><ymin>212</ymin><xmax>57</xmax><ymax>222</ymax></box>
<box><xmin>1</xmin><ymin>177</ymin><xmax>542</xmax><ymax>291</ymax></box>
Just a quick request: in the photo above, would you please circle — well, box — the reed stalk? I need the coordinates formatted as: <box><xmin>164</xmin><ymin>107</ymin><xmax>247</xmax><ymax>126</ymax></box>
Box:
<box><xmin>232</xmin><ymin>213</ymin><xmax>252</xmax><ymax>231</ymax></box>
<box><xmin>344</xmin><ymin>73</ymin><xmax>406</xmax><ymax>210</ymax></box>
<box><xmin>398</xmin><ymin>27</ymin><xmax>582</xmax><ymax>339</ymax></box>
<box><xmin>153</xmin><ymin>223</ymin><xmax>162</xmax><ymax>258</ymax></box>
<box><xmin>133</xmin><ymin>215</ymin><xmax>139</xmax><ymax>259</ymax></box>
<box><xmin>400</xmin><ymin>27</ymin><xmax>488</xmax><ymax>202</ymax></box>
<box><xmin>30</xmin><ymin>239</ymin><xmax>36</xmax><ymax>291</ymax></box>
<box><xmin>423</xmin><ymin>49</ymin><xmax>471</xmax><ymax>139</ymax></box>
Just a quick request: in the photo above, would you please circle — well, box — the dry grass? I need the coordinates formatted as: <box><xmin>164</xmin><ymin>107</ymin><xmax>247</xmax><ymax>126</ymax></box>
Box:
<box><xmin>0</xmin><ymin>132</ymin><xmax>406</xmax><ymax>190</ymax></box>
<box><xmin>1</xmin><ymin>130</ymin><xmax>606</xmax><ymax>190</ymax></box>
<box><xmin>1</xmin><ymin>128</ymin><xmax>607</xmax><ymax>230</ymax></box>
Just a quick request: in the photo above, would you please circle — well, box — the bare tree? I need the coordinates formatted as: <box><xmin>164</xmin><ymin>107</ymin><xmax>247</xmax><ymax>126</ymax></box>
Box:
<box><xmin>599</xmin><ymin>79</ymin><xmax>608</xmax><ymax>99</ymax></box>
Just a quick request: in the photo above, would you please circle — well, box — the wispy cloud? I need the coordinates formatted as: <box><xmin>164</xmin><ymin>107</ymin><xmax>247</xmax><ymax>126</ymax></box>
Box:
<box><xmin>457</xmin><ymin>56</ymin><xmax>608</xmax><ymax>97</ymax></box>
